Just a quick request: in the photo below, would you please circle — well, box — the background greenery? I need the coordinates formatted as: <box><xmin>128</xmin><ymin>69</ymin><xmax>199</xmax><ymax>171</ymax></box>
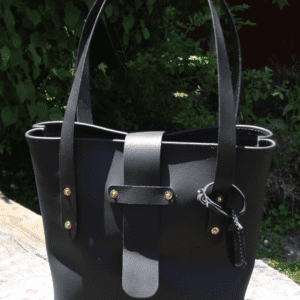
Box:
<box><xmin>0</xmin><ymin>0</ymin><xmax>299</xmax><ymax>286</ymax></box>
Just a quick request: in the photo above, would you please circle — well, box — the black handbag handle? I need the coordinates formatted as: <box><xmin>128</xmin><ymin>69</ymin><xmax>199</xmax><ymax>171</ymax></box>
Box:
<box><xmin>73</xmin><ymin>0</ymin><xmax>242</xmax><ymax>124</ymax></box>
<box><xmin>59</xmin><ymin>0</ymin><xmax>242</xmax><ymax>240</ymax></box>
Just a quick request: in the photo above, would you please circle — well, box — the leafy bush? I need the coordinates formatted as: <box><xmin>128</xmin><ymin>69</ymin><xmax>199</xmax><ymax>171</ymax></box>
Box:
<box><xmin>237</xmin><ymin>66</ymin><xmax>300</xmax><ymax>235</ymax></box>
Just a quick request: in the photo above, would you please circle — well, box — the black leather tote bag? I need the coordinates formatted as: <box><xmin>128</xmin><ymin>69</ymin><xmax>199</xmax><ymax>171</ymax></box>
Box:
<box><xmin>25</xmin><ymin>0</ymin><xmax>276</xmax><ymax>299</ymax></box>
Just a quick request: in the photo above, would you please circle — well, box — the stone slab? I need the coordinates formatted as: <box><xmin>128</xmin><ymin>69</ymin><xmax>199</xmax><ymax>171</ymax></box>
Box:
<box><xmin>0</xmin><ymin>192</ymin><xmax>46</xmax><ymax>262</ymax></box>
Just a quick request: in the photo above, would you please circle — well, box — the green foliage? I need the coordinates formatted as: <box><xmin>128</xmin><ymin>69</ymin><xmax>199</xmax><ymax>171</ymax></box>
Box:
<box><xmin>1</xmin><ymin>0</ymin><xmax>299</xmax><ymax>249</ymax></box>
<box><xmin>236</xmin><ymin>64</ymin><xmax>300</xmax><ymax>235</ymax></box>
<box><xmin>272</xmin><ymin>0</ymin><xmax>290</xmax><ymax>11</ymax></box>
<box><xmin>0</xmin><ymin>0</ymin><xmax>258</xmax><ymax>159</ymax></box>
<box><xmin>261</xmin><ymin>204</ymin><xmax>300</xmax><ymax>235</ymax></box>
<box><xmin>0</xmin><ymin>0</ymin><xmax>86</xmax><ymax>158</ymax></box>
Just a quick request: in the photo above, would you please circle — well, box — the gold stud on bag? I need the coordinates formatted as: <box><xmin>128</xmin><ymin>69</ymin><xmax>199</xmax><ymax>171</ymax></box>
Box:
<box><xmin>64</xmin><ymin>187</ymin><xmax>71</xmax><ymax>196</ymax></box>
<box><xmin>110</xmin><ymin>190</ymin><xmax>118</xmax><ymax>198</ymax></box>
<box><xmin>217</xmin><ymin>196</ymin><xmax>223</xmax><ymax>202</ymax></box>
<box><xmin>65</xmin><ymin>221</ymin><xmax>71</xmax><ymax>229</ymax></box>
<box><xmin>165</xmin><ymin>191</ymin><xmax>173</xmax><ymax>200</ymax></box>
<box><xmin>211</xmin><ymin>227</ymin><xmax>219</xmax><ymax>235</ymax></box>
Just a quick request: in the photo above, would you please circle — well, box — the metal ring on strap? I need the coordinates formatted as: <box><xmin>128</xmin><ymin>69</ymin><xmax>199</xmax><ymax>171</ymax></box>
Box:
<box><xmin>197</xmin><ymin>182</ymin><xmax>246</xmax><ymax>219</ymax></box>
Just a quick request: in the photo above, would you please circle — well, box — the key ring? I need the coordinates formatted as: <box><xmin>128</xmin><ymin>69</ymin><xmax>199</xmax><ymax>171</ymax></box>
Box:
<box><xmin>197</xmin><ymin>182</ymin><xmax>246</xmax><ymax>219</ymax></box>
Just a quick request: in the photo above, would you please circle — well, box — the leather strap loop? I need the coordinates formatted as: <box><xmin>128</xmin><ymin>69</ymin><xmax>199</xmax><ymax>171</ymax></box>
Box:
<box><xmin>108</xmin><ymin>185</ymin><xmax>175</xmax><ymax>205</ymax></box>
<box><xmin>122</xmin><ymin>131</ymin><xmax>165</xmax><ymax>298</ymax></box>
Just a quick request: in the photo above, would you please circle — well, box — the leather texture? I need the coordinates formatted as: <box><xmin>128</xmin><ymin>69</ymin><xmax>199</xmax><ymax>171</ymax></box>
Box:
<box><xmin>25</xmin><ymin>0</ymin><xmax>276</xmax><ymax>299</ymax></box>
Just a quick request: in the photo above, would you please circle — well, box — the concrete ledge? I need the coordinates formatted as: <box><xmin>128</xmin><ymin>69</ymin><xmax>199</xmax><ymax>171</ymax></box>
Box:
<box><xmin>0</xmin><ymin>192</ymin><xmax>46</xmax><ymax>262</ymax></box>
<box><xmin>0</xmin><ymin>251</ymin><xmax>299</xmax><ymax>300</ymax></box>
<box><xmin>0</xmin><ymin>250</ymin><xmax>52</xmax><ymax>300</ymax></box>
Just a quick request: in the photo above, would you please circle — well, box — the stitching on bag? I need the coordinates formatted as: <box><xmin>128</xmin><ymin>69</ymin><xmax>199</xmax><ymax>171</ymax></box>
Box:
<box><xmin>237</xmin><ymin>226</ymin><xmax>246</xmax><ymax>267</ymax></box>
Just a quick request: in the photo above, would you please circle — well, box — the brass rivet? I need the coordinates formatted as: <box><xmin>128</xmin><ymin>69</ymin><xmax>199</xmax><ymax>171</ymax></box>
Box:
<box><xmin>110</xmin><ymin>190</ymin><xmax>118</xmax><ymax>198</ymax></box>
<box><xmin>217</xmin><ymin>196</ymin><xmax>223</xmax><ymax>203</ymax></box>
<box><xmin>165</xmin><ymin>191</ymin><xmax>173</xmax><ymax>200</ymax></box>
<box><xmin>65</xmin><ymin>221</ymin><xmax>71</xmax><ymax>229</ymax></box>
<box><xmin>64</xmin><ymin>188</ymin><xmax>71</xmax><ymax>196</ymax></box>
<box><xmin>211</xmin><ymin>227</ymin><xmax>219</xmax><ymax>235</ymax></box>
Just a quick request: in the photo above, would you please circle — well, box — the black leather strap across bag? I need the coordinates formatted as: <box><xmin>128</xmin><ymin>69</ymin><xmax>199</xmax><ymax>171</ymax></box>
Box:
<box><xmin>25</xmin><ymin>0</ymin><xmax>276</xmax><ymax>299</ymax></box>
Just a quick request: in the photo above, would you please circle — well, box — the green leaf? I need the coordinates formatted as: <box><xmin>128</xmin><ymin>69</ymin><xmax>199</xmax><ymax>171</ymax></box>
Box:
<box><xmin>260</xmin><ymin>91</ymin><xmax>270</xmax><ymax>99</ymax></box>
<box><xmin>105</xmin><ymin>3</ymin><xmax>113</xmax><ymax>18</ymax></box>
<box><xmin>49</xmin><ymin>106</ymin><xmax>63</xmax><ymax>121</ymax></box>
<box><xmin>24</xmin><ymin>80</ymin><xmax>35</xmax><ymax>101</ymax></box>
<box><xmin>135</xmin><ymin>0</ymin><xmax>143</xmax><ymax>11</ymax></box>
<box><xmin>268</xmin><ymin>118</ymin><xmax>287</xmax><ymax>131</ymax></box>
<box><xmin>128</xmin><ymin>13</ymin><xmax>135</xmax><ymax>29</ymax></box>
<box><xmin>1</xmin><ymin>0</ymin><xmax>12</xmax><ymax>9</ymax></box>
<box><xmin>26</xmin><ymin>8</ymin><xmax>41</xmax><ymax>27</ymax></box>
<box><xmin>179</xmin><ymin>64</ymin><xmax>185</xmax><ymax>74</ymax></box>
<box><xmin>28</xmin><ymin>44</ymin><xmax>42</xmax><ymax>67</ymax></box>
<box><xmin>147</xmin><ymin>2</ymin><xmax>153</xmax><ymax>15</ymax></box>
<box><xmin>1</xmin><ymin>46</ymin><xmax>10</xmax><ymax>68</ymax></box>
<box><xmin>33</xmin><ymin>66</ymin><xmax>41</xmax><ymax>80</ymax></box>
<box><xmin>135</xmin><ymin>31</ymin><xmax>142</xmax><ymax>44</ymax></box>
<box><xmin>253</xmin><ymin>90</ymin><xmax>260</xmax><ymax>101</ymax></box>
<box><xmin>19</xmin><ymin>57</ymin><xmax>31</xmax><ymax>80</ymax></box>
<box><xmin>140</xmin><ymin>19</ymin><xmax>145</xmax><ymax>28</ymax></box>
<box><xmin>295</xmin><ymin>123</ymin><xmax>300</xmax><ymax>132</ymax></box>
<box><xmin>122</xmin><ymin>15</ymin><xmax>131</xmax><ymax>34</ymax></box>
<box><xmin>278</xmin><ymin>204</ymin><xmax>289</xmax><ymax>216</ymax></box>
<box><xmin>125</xmin><ymin>4</ymin><xmax>135</xmax><ymax>13</ymax></box>
<box><xmin>1</xmin><ymin>106</ymin><xmax>18</xmax><ymax>127</ymax></box>
<box><xmin>114</xmin><ymin>4</ymin><xmax>120</xmax><ymax>17</ymax></box>
<box><xmin>108</xmin><ymin>15</ymin><xmax>118</xmax><ymax>23</ymax></box>
<box><xmin>35</xmin><ymin>101</ymin><xmax>49</xmax><ymax>119</ymax></box>
<box><xmin>51</xmin><ymin>67</ymin><xmax>72</xmax><ymax>80</ymax></box>
<box><xmin>272</xmin><ymin>91</ymin><xmax>284</xmax><ymax>100</ymax></box>
<box><xmin>123</xmin><ymin>34</ymin><xmax>129</xmax><ymax>46</ymax></box>
<box><xmin>49</xmin><ymin>10</ymin><xmax>61</xmax><ymax>30</ymax></box>
<box><xmin>45</xmin><ymin>0</ymin><xmax>57</xmax><ymax>11</ymax></box>
<box><xmin>38</xmin><ymin>2</ymin><xmax>47</xmax><ymax>15</ymax></box>
<box><xmin>84</xmin><ymin>0</ymin><xmax>95</xmax><ymax>11</ymax></box>
<box><xmin>4</xmin><ymin>8</ymin><xmax>15</xmax><ymax>29</ymax></box>
<box><xmin>98</xmin><ymin>62</ymin><xmax>108</xmax><ymax>74</ymax></box>
<box><xmin>10</xmin><ymin>50</ymin><xmax>22</xmax><ymax>68</ymax></box>
<box><xmin>64</xmin><ymin>3</ymin><xmax>81</xmax><ymax>30</ymax></box>
<box><xmin>282</xmin><ymin>104</ymin><xmax>294</xmax><ymax>116</ymax></box>
<box><xmin>16</xmin><ymin>81</ymin><xmax>29</xmax><ymax>103</ymax></box>
<box><xmin>12</xmin><ymin>34</ymin><xmax>22</xmax><ymax>48</ymax></box>
<box><xmin>30</xmin><ymin>31</ymin><xmax>40</xmax><ymax>47</ymax></box>
<box><xmin>26</xmin><ymin>104</ymin><xmax>37</xmax><ymax>121</ymax></box>
<box><xmin>72</xmin><ymin>18</ymin><xmax>85</xmax><ymax>38</ymax></box>
<box><xmin>147</xmin><ymin>0</ymin><xmax>157</xmax><ymax>6</ymax></box>
<box><xmin>142</xmin><ymin>27</ymin><xmax>150</xmax><ymax>40</ymax></box>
